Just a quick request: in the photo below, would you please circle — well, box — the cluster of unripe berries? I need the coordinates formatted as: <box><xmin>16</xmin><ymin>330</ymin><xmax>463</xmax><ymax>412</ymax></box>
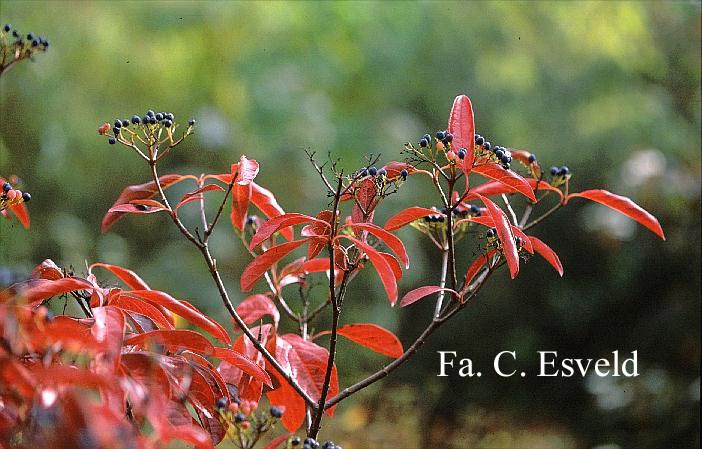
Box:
<box><xmin>474</xmin><ymin>133</ymin><xmax>516</xmax><ymax>169</ymax></box>
<box><xmin>100</xmin><ymin>110</ymin><xmax>194</xmax><ymax>144</ymax></box>
<box><xmin>286</xmin><ymin>436</ymin><xmax>342</xmax><ymax>449</ymax></box>
<box><xmin>1</xmin><ymin>181</ymin><xmax>31</xmax><ymax>209</ymax></box>
<box><xmin>1</xmin><ymin>23</ymin><xmax>49</xmax><ymax>49</ymax></box>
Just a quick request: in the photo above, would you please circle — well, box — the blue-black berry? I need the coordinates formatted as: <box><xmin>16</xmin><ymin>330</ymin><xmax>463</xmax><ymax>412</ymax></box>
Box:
<box><xmin>558</xmin><ymin>166</ymin><xmax>570</xmax><ymax>176</ymax></box>
<box><xmin>444</xmin><ymin>132</ymin><xmax>453</xmax><ymax>143</ymax></box>
<box><xmin>475</xmin><ymin>134</ymin><xmax>484</xmax><ymax>145</ymax></box>
<box><xmin>113</xmin><ymin>127</ymin><xmax>120</xmax><ymax>136</ymax></box>
<box><xmin>114</xmin><ymin>120</ymin><xmax>122</xmax><ymax>128</ymax></box>
<box><xmin>145</xmin><ymin>110</ymin><xmax>155</xmax><ymax>117</ymax></box>
<box><xmin>419</xmin><ymin>138</ymin><xmax>428</xmax><ymax>147</ymax></box>
<box><xmin>482</xmin><ymin>141</ymin><xmax>491</xmax><ymax>151</ymax></box>
<box><xmin>377</xmin><ymin>167</ymin><xmax>387</xmax><ymax>177</ymax></box>
<box><xmin>486</xmin><ymin>228</ymin><xmax>496</xmax><ymax>238</ymax></box>
<box><xmin>528</xmin><ymin>154</ymin><xmax>537</xmax><ymax>163</ymax></box>
<box><xmin>368</xmin><ymin>167</ymin><xmax>378</xmax><ymax>176</ymax></box>
<box><xmin>166</xmin><ymin>113</ymin><xmax>174</xmax><ymax>121</ymax></box>
<box><xmin>360</xmin><ymin>168</ymin><xmax>368</xmax><ymax>177</ymax></box>
<box><xmin>149</xmin><ymin>116</ymin><xmax>157</xmax><ymax>125</ymax></box>
<box><xmin>121</xmin><ymin>119</ymin><xmax>130</xmax><ymax>127</ymax></box>
<box><xmin>216</xmin><ymin>397</ymin><xmax>227</xmax><ymax>410</ymax></box>
<box><xmin>234</xmin><ymin>412</ymin><xmax>245</xmax><ymax>423</ymax></box>
<box><xmin>322</xmin><ymin>442</ymin><xmax>335</xmax><ymax>449</ymax></box>
<box><xmin>188</xmin><ymin>119</ymin><xmax>196</xmax><ymax>126</ymax></box>
<box><xmin>494</xmin><ymin>149</ymin><xmax>504</xmax><ymax>158</ymax></box>
<box><xmin>131</xmin><ymin>115</ymin><xmax>141</xmax><ymax>124</ymax></box>
<box><xmin>108</xmin><ymin>137</ymin><xmax>117</xmax><ymax>145</ymax></box>
<box><xmin>502</xmin><ymin>163</ymin><xmax>511</xmax><ymax>170</ymax></box>
<box><xmin>500</xmin><ymin>154</ymin><xmax>511</xmax><ymax>164</ymax></box>
<box><xmin>422</xmin><ymin>133</ymin><xmax>431</xmax><ymax>142</ymax></box>
<box><xmin>400</xmin><ymin>169</ymin><xmax>408</xmax><ymax>180</ymax></box>
<box><xmin>457</xmin><ymin>148</ymin><xmax>466</xmax><ymax>159</ymax></box>
<box><xmin>22</xmin><ymin>192</ymin><xmax>31</xmax><ymax>203</ymax></box>
<box><xmin>291</xmin><ymin>437</ymin><xmax>301</xmax><ymax>446</ymax></box>
<box><xmin>550</xmin><ymin>166</ymin><xmax>559</xmax><ymax>176</ymax></box>
<box><xmin>163</xmin><ymin>119</ymin><xmax>172</xmax><ymax>128</ymax></box>
<box><xmin>436</xmin><ymin>130</ymin><xmax>446</xmax><ymax>140</ymax></box>
<box><xmin>469</xmin><ymin>204</ymin><xmax>480</xmax><ymax>214</ymax></box>
<box><xmin>2</xmin><ymin>182</ymin><xmax>11</xmax><ymax>193</ymax></box>
<box><xmin>155</xmin><ymin>112</ymin><xmax>164</xmax><ymax>121</ymax></box>
<box><xmin>26</xmin><ymin>33</ymin><xmax>34</xmax><ymax>41</ymax></box>
<box><xmin>270</xmin><ymin>406</ymin><xmax>284</xmax><ymax>418</ymax></box>
<box><xmin>3</xmin><ymin>24</ymin><xmax>11</xmax><ymax>33</ymax></box>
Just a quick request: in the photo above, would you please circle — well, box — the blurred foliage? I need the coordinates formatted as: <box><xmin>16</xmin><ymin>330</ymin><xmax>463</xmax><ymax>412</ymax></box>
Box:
<box><xmin>1</xmin><ymin>1</ymin><xmax>700</xmax><ymax>448</ymax></box>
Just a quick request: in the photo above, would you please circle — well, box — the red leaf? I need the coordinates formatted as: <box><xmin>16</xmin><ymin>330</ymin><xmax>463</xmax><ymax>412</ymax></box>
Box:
<box><xmin>266</xmin><ymin>372</ymin><xmax>305</xmax><ymax>432</ymax></box>
<box><xmin>399</xmin><ymin>285</ymin><xmax>458</xmax><ymax>308</ymax></box>
<box><xmin>262</xmin><ymin>433</ymin><xmax>293</xmax><ymax>449</ymax></box>
<box><xmin>378</xmin><ymin>251</ymin><xmax>403</xmax><ymax>280</ymax></box>
<box><xmin>567</xmin><ymin>189</ymin><xmax>665</xmax><ymax>239</ymax></box>
<box><xmin>339</xmin><ymin>236</ymin><xmax>398</xmax><ymax>305</ymax></box>
<box><xmin>235</xmin><ymin>155</ymin><xmax>260</xmax><ymax>185</ymax></box>
<box><xmin>236</xmin><ymin>294</ymin><xmax>280</xmax><ymax>328</ymax></box>
<box><xmin>302</xmin><ymin>210</ymin><xmax>334</xmax><ymax>259</ymax></box>
<box><xmin>109</xmin><ymin>295</ymin><xmax>174</xmax><ymax>329</ymax></box>
<box><xmin>176</xmin><ymin>184</ymin><xmax>225</xmax><ymax>210</ymax></box>
<box><xmin>355</xmin><ymin>177</ymin><xmax>377</xmax><ymax>212</ymax></box>
<box><xmin>124</xmin><ymin>290</ymin><xmax>230</xmax><ymax>345</ymax></box>
<box><xmin>212</xmin><ymin>347</ymin><xmax>273</xmax><ymax>388</ymax></box>
<box><xmin>126</xmin><ymin>329</ymin><xmax>215</xmax><ymax>355</ymax></box>
<box><xmin>472</xmin><ymin>164</ymin><xmax>537</xmax><ymax>201</ymax></box>
<box><xmin>241</xmin><ymin>240</ymin><xmax>307</xmax><ymax>291</ymax></box>
<box><xmin>528</xmin><ymin>236</ymin><xmax>564</xmax><ymax>276</ymax></box>
<box><xmin>251</xmin><ymin>183</ymin><xmax>293</xmax><ymax>241</ymax></box>
<box><xmin>91</xmin><ymin>306</ymin><xmax>125</xmax><ymax>371</ymax></box>
<box><xmin>32</xmin><ymin>259</ymin><xmax>64</xmax><ymax>280</ymax></box>
<box><xmin>102</xmin><ymin>174</ymin><xmax>187</xmax><ymax>232</ymax></box>
<box><xmin>231</xmin><ymin>182</ymin><xmax>252</xmax><ymax>232</ymax></box>
<box><xmin>343</xmin><ymin>222</ymin><xmax>409</xmax><ymax>269</ymax></box>
<box><xmin>381</xmin><ymin>161</ymin><xmax>416</xmax><ymax>180</ymax></box>
<box><xmin>280</xmin><ymin>334</ymin><xmax>339</xmax><ymax>410</ymax></box>
<box><xmin>476</xmin><ymin>194</ymin><xmax>520</xmax><ymax>279</ymax></box>
<box><xmin>0</xmin><ymin>277</ymin><xmax>93</xmax><ymax>304</ymax></box>
<box><xmin>318</xmin><ymin>323</ymin><xmax>404</xmax><ymax>358</ymax></box>
<box><xmin>8</xmin><ymin>202</ymin><xmax>30</xmax><ymax>228</ymax></box>
<box><xmin>89</xmin><ymin>262</ymin><xmax>150</xmax><ymax>290</ymax></box>
<box><xmin>463</xmin><ymin>249</ymin><xmax>497</xmax><ymax>292</ymax></box>
<box><xmin>448</xmin><ymin>94</ymin><xmax>475</xmax><ymax>178</ymax></box>
<box><xmin>250</xmin><ymin>213</ymin><xmax>329</xmax><ymax>249</ymax></box>
<box><xmin>160</xmin><ymin>425</ymin><xmax>214</xmax><ymax>449</ymax></box>
<box><xmin>107</xmin><ymin>201</ymin><xmax>169</xmax><ymax>215</ymax></box>
<box><xmin>384</xmin><ymin>207</ymin><xmax>443</xmax><ymax>231</ymax></box>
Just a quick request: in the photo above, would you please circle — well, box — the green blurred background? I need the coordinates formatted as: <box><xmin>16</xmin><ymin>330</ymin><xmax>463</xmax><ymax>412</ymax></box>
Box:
<box><xmin>1</xmin><ymin>1</ymin><xmax>700</xmax><ymax>448</ymax></box>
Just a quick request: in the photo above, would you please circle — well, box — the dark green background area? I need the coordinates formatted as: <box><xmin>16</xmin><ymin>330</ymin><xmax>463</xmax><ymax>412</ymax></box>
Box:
<box><xmin>1</xmin><ymin>2</ymin><xmax>699</xmax><ymax>448</ymax></box>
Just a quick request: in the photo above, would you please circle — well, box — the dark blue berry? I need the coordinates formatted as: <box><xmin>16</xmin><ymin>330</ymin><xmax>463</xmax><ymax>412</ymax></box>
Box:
<box><xmin>216</xmin><ymin>397</ymin><xmax>227</xmax><ymax>410</ymax></box>
<box><xmin>113</xmin><ymin>127</ymin><xmax>120</xmax><ymax>136</ymax></box>
<box><xmin>377</xmin><ymin>168</ymin><xmax>387</xmax><ymax>177</ymax></box>
<box><xmin>360</xmin><ymin>168</ymin><xmax>368</xmax><ymax>177</ymax></box>
<box><xmin>419</xmin><ymin>138</ymin><xmax>428</xmax><ymax>147</ymax></box>
<box><xmin>246</xmin><ymin>216</ymin><xmax>256</xmax><ymax>225</ymax></box>
<box><xmin>108</xmin><ymin>137</ymin><xmax>117</xmax><ymax>145</ymax></box>
<box><xmin>27</xmin><ymin>33</ymin><xmax>34</xmax><ymax>41</ymax></box>
<box><xmin>166</xmin><ymin>113</ymin><xmax>174</xmax><ymax>121</ymax></box>
<box><xmin>558</xmin><ymin>166</ymin><xmax>570</xmax><ymax>176</ymax></box>
<box><xmin>494</xmin><ymin>149</ymin><xmax>504</xmax><ymax>158</ymax></box>
<box><xmin>3</xmin><ymin>24</ymin><xmax>11</xmax><ymax>32</ymax></box>
<box><xmin>469</xmin><ymin>204</ymin><xmax>480</xmax><ymax>214</ymax></box>
<box><xmin>146</xmin><ymin>110</ymin><xmax>155</xmax><ymax>117</ymax></box>
<box><xmin>131</xmin><ymin>115</ymin><xmax>141</xmax><ymax>124</ymax></box>
<box><xmin>12</xmin><ymin>30</ymin><xmax>19</xmax><ymax>38</ymax></box>
<box><xmin>400</xmin><ymin>169</ymin><xmax>408</xmax><ymax>180</ymax></box>
<box><xmin>121</xmin><ymin>119</ymin><xmax>130</xmax><ymax>127</ymax></box>
<box><xmin>234</xmin><ymin>412</ymin><xmax>245</xmax><ymax>423</ymax></box>
<box><xmin>500</xmin><ymin>154</ymin><xmax>511</xmax><ymax>164</ymax></box>
<box><xmin>149</xmin><ymin>116</ymin><xmax>157</xmax><ymax>125</ymax></box>
<box><xmin>22</xmin><ymin>192</ymin><xmax>31</xmax><ymax>203</ymax></box>
<box><xmin>322</xmin><ymin>442</ymin><xmax>335</xmax><ymax>449</ymax></box>
<box><xmin>502</xmin><ymin>163</ymin><xmax>511</xmax><ymax>170</ymax></box>
<box><xmin>444</xmin><ymin>132</ymin><xmax>453</xmax><ymax>143</ymax></box>
<box><xmin>422</xmin><ymin>133</ymin><xmax>431</xmax><ymax>142</ymax></box>
<box><xmin>515</xmin><ymin>236</ymin><xmax>522</xmax><ymax>246</ymax></box>
<box><xmin>31</xmin><ymin>39</ymin><xmax>38</xmax><ymax>47</ymax></box>
<box><xmin>550</xmin><ymin>166</ymin><xmax>559</xmax><ymax>176</ymax></box>
<box><xmin>155</xmin><ymin>112</ymin><xmax>164</xmax><ymax>121</ymax></box>
<box><xmin>457</xmin><ymin>148</ymin><xmax>466</xmax><ymax>159</ymax></box>
<box><xmin>42</xmin><ymin>39</ymin><xmax>49</xmax><ymax>48</ymax></box>
<box><xmin>291</xmin><ymin>437</ymin><xmax>301</xmax><ymax>446</ymax></box>
<box><xmin>270</xmin><ymin>406</ymin><xmax>284</xmax><ymax>418</ymax></box>
<box><xmin>188</xmin><ymin>119</ymin><xmax>195</xmax><ymax>126</ymax></box>
<box><xmin>2</xmin><ymin>182</ymin><xmax>11</xmax><ymax>193</ymax></box>
<box><xmin>475</xmin><ymin>135</ymin><xmax>484</xmax><ymax>145</ymax></box>
<box><xmin>435</xmin><ymin>130</ymin><xmax>446</xmax><ymax>140</ymax></box>
<box><xmin>114</xmin><ymin>120</ymin><xmax>122</xmax><ymax>128</ymax></box>
<box><xmin>486</xmin><ymin>228</ymin><xmax>496</xmax><ymax>238</ymax></box>
<box><xmin>437</xmin><ymin>215</ymin><xmax>445</xmax><ymax>223</ymax></box>
<box><xmin>482</xmin><ymin>141</ymin><xmax>491</xmax><ymax>151</ymax></box>
<box><xmin>368</xmin><ymin>167</ymin><xmax>378</xmax><ymax>176</ymax></box>
<box><xmin>528</xmin><ymin>154</ymin><xmax>537</xmax><ymax>163</ymax></box>
<box><xmin>163</xmin><ymin>119</ymin><xmax>172</xmax><ymax>128</ymax></box>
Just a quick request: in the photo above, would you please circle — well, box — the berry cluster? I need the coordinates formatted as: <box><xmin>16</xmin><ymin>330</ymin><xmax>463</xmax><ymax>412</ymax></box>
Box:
<box><xmin>99</xmin><ymin>110</ymin><xmax>194</xmax><ymax>159</ymax></box>
<box><xmin>216</xmin><ymin>398</ymin><xmax>287</xmax><ymax>447</ymax></box>
<box><xmin>486</xmin><ymin>227</ymin><xmax>526</xmax><ymax>253</ymax></box>
<box><xmin>359</xmin><ymin>166</ymin><xmax>387</xmax><ymax>178</ymax></box>
<box><xmin>548</xmin><ymin>165</ymin><xmax>570</xmax><ymax>187</ymax></box>
<box><xmin>285</xmin><ymin>436</ymin><xmax>341</xmax><ymax>449</ymax></box>
<box><xmin>0</xmin><ymin>23</ymin><xmax>49</xmax><ymax>75</ymax></box>
<box><xmin>0</xmin><ymin>181</ymin><xmax>31</xmax><ymax>211</ymax></box>
<box><xmin>474</xmin><ymin>133</ymin><xmax>513</xmax><ymax>169</ymax></box>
